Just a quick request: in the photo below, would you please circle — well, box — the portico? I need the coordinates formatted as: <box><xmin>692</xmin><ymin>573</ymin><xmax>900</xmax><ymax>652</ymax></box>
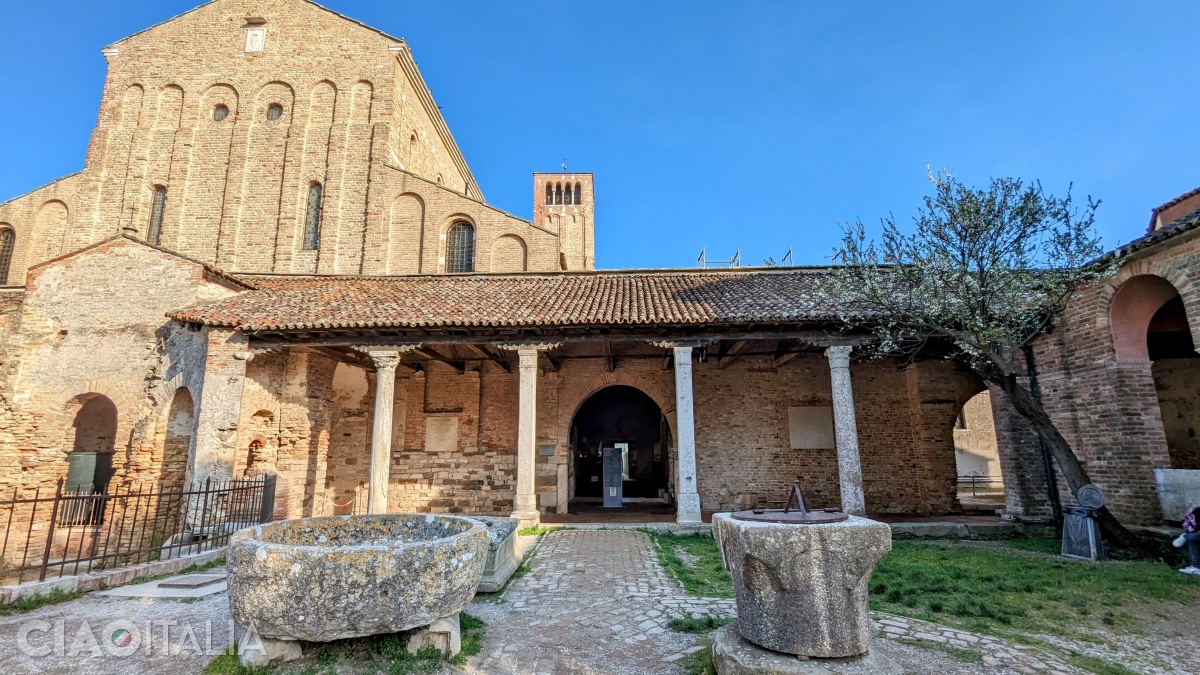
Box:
<box><xmin>173</xmin><ymin>269</ymin><xmax>977</xmax><ymax>525</ymax></box>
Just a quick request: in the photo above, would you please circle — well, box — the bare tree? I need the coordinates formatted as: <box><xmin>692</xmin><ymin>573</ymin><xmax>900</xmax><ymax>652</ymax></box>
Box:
<box><xmin>825</xmin><ymin>169</ymin><xmax>1133</xmax><ymax>545</ymax></box>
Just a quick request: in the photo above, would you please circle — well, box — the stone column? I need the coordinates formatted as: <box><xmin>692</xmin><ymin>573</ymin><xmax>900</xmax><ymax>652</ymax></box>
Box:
<box><xmin>367</xmin><ymin>351</ymin><xmax>401</xmax><ymax>515</ymax></box>
<box><xmin>512</xmin><ymin>347</ymin><xmax>541</xmax><ymax>527</ymax></box>
<box><xmin>673</xmin><ymin>346</ymin><xmax>702</xmax><ymax>524</ymax></box>
<box><xmin>826</xmin><ymin>345</ymin><xmax>866</xmax><ymax>515</ymax></box>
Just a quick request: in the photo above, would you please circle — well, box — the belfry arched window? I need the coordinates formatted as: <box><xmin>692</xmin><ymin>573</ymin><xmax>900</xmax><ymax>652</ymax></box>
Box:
<box><xmin>303</xmin><ymin>182</ymin><xmax>323</xmax><ymax>250</ymax></box>
<box><xmin>147</xmin><ymin>186</ymin><xmax>167</xmax><ymax>245</ymax></box>
<box><xmin>554</xmin><ymin>183</ymin><xmax>563</xmax><ymax>205</ymax></box>
<box><xmin>575</xmin><ymin>183</ymin><xmax>582</xmax><ymax>205</ymax></box>
<box><xmin>545</xmin><ymin>184</ymin><xmax>553</xmax><ymax>205</ymax></box>
<box><xmin>445</xmin><ymin>221</ymin><xmax>475</xmax><ymax>273</ymax></box>
<box><xmin>0</xmin><ymin>227</ymin><xmax>13</xmax><ymax>284</ymax></box>
<box><xmin>565</xmin><ymin>183</ymin><xmax>574</xmax><ymax>205</ymax></box>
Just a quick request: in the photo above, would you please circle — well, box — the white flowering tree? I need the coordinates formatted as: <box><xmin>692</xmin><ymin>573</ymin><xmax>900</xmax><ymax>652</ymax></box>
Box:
<box><xmin>826</xmin><ymin>170</ymin><xmax>1133</xmax><ymax>545</ymax></box>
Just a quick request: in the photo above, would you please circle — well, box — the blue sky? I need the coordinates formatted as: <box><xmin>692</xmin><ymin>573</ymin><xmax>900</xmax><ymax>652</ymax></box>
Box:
<box><xmin>0</xmin><ymin>1</ymin><xmax>1196</xmax><ymax>269</ymax></box>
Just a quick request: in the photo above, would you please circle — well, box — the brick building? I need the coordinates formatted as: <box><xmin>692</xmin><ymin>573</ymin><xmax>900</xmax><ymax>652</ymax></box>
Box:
<box><xmin>0</xmin><ymin>0</ymin><xmax>1193</xmax><ymax>529</ymax></box>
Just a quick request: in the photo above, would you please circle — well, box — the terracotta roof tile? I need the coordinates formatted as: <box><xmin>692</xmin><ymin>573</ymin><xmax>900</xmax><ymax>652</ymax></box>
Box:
<box><xmin>168</xmin><ymin>268</ymin><xmax>841</xmax><ymax>331</ymax></box>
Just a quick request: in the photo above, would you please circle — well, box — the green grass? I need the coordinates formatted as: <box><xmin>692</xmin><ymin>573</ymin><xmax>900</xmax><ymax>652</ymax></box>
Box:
<box><xmin>896</xmin><ymin>637</ymin><xmax>983</xmax><ymax>664</ymax></box>
<box><xmin>869</xmin><ymin>540</ymin><xmax>1199</xmax><ymax>636</ymax></box>
<box><xmin>451</xmin><ymin>612</ymin><xmax>487</xmax><ymax>666</ymax></box>
<box><xmin>643</xmin><ymin>531</ymin><xmax>733</xmax><ymax>598</ymax></box>
<box><xmin>680</xmin><ymin>639</ymin><xmax>716</xmax><ymax>675</ymax></box>
<box><xmin>518</xmin><ymin>525</ymin><xmax>563</xmax><ymax>537</ymax></box>
<box><xmin>1065</xmin><ymin>651</ymin><xmax>1142</xmax><ymax>675</ymax></box>
<box><xmin>668</xmin><ymin>615</ymin><xmax>732</xmax><ymax>633</ymax></box>
<box><xmin>0</xmin><ymin>587</ymin><xmax>87</xmax><ymax>615</ymax></box>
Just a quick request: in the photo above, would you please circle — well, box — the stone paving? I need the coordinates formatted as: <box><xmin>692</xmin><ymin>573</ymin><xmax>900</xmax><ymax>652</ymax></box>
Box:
<box><xmin>465</xmin><ymin>529</ymin><xmax>735</xmax><ymax>675</ymax></box>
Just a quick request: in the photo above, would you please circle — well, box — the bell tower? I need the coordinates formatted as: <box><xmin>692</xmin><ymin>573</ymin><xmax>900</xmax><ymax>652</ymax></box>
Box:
<box><xmin>533</xmin><ymin>172</ymin><xmax>595</xmax><ymax>270</ymax></box>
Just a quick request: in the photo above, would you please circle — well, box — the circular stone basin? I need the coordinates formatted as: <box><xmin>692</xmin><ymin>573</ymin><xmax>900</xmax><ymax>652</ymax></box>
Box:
<box><xmin>227</xmin><ymin>514</ymin><xmax>489</xmax><ymax>642</ymax></box>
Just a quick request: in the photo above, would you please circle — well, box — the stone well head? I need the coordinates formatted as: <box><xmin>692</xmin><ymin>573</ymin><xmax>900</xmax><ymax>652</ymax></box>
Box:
<box><xmin>712</xmin><ymin>512</ymin><xmax>892</xmax><ymax>659</ymax></box>
<box><xmin>227</xmin><ymin>514</ymin><xmax>489</xmax><ymax>642</ymax></box>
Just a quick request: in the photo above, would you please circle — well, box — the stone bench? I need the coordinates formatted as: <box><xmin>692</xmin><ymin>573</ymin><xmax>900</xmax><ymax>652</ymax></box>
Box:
<box><xmin>466</xmin><ymin>516</ymin><xmax>521</xmax><ymax>592</ymax></box>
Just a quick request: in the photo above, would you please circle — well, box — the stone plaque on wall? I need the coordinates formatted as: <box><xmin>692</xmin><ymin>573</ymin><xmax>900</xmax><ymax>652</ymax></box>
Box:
<box><xmin>538</xmin><ymin>444</ymin><xmax>555</xmax><ymax>457</ymax></box>
<box><xmin>788</xmin><ymin>406</ymin><xmax>835</xmax><ymax>449</ymax></box>
<box><xmin>424</xmin><ymin>416</ymin><xmax>458</xmax><ymax>453</ymax></box>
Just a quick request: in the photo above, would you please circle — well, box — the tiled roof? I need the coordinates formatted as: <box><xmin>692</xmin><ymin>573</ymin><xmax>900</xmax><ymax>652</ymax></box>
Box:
<box><xmin>1119</xmin><ymin>206</ymin><xmax>1200</xmax><ymax>258</ymax></box>
<box><xmin>168</xmin><ymin>268</ymin><xmax>842</xmax><ymax>331</ymax></box>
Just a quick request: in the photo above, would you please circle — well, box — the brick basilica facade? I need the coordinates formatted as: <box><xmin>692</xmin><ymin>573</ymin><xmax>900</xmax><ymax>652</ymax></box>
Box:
<box><xmin>0</xmin><ymin>0</ymin><xmax>1196</xmax><ymax>528</ymax></box>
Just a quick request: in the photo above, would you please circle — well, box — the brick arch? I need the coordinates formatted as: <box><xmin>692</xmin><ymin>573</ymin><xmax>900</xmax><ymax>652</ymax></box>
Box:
<box><xmin>490</xmin><ymin>234</ymin><xmax>527</xmax><ymax>272</ymax></box>
<box><xmin>32</xmin><ymin>200</ymin><xmax>69</xmax><ymax>264</ymax></box>
<box><xmin>387</xmin><ymin>192</ymin><xmax>425</xmax><ymax>274</ymax></box>
<box><xmin>556</xmin><ymin>372</ymin><xmax>677</xmax><ymax>447</ymax></box>
<box><xmin>198</xmin><ymin>82</ymin><xmax>239</xmax><ymax>121</ymax></box>
<box><xmin>307</xmin><ymin>80</ymin><xmax>337</xmax><ymax>127</ymax></box>
<box><xmin>155</xmin><ymin>84</ymin><xmax>185</xmax><ymax>130</ymax></box>
<box><xmin>1108</xmin><ymin>270</ymin><xmax>1197</xmax><ymax>362</ymax></box>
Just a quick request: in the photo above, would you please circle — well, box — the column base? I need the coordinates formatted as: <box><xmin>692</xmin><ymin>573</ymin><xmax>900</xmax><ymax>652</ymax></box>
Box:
<box><xmin>509</xmin><ymin>509</ymin><xmax>541</xmax><ymax>529</ymax></box>
<box><xmin>711</xmin><ymin>625</ymin><xmax>900</xmax><ymax>675</ymax></box>
<box><xmin>407</xmin><ymin>612</ymin><xmax>462</xmax><ymax>657</ymax></box>
<box><xmin>676</xmin><ymin>493</ymin><xmax>702</xmax><ymax>524</ymax></box>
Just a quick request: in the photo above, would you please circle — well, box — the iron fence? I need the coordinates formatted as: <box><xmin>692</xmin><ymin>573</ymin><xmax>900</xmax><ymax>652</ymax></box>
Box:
<box><xmin>957</xmin><ymin>474</ymin><xmax>1005</xmax><ymax>497</ymax></box>
<box><xmin>0</xmin><ymin>475</ymin><xmax>275</xmax><ymax>585</ymax></box>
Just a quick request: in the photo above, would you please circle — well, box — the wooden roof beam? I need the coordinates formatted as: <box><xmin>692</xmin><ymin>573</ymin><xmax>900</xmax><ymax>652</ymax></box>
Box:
<box><xmin>717</xmin><ymin>340</ymin><xmax>749</xmax><ymax>370</ymax></box>
<box><xmin>466</xmin><ymin>344</ymin><xmax>512</xmax><ymax>373</ymax></box>
<box><xmin>604</xmin><ymin>342</ymin><xmax>615</xmax><ymax>372</ymax></box>
<box><xmin>414</xmin><ymin>346</ymin><xmax>465</xmax><ymax>374</ymax></box>
<box><xmin>771</xmin><ymin>340</ymin><xmax>803</xmax><ymax>368</ymax></box>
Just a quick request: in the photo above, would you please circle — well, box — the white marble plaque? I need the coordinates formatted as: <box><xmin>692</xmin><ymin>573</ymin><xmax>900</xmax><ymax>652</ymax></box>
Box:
<box><xmin>424</xmin><ymin>416</ymin><xmax>458</xmax><ymax>453</ymax></box>
<box><xmin>788</xmin><ymin>406</ymin><xmax>835</xmax><ymax>450</ymax></box>
<box><xmin>245</xmin><ymin>28</ymin><xmax>266</xmax><ymax>53</ymax></box>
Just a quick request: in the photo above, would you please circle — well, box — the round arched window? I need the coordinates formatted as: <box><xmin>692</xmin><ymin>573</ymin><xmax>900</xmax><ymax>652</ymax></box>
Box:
<box><xmin>267</xmin><ymin>103</ymin><xmax>284</xmax><ymax>121</ymax></box>
<box><xmin>213</xmin><ymin>104</ymin><xmax>229</xmax><ymax>122</ymax></box>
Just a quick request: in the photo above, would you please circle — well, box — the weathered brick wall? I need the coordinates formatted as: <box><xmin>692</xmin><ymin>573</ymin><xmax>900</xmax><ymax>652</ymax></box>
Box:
<box><xmin>0</xmin><ymin>238</ymin><xmax>239</xmax><ymax>497</ymax></box>
<box><xmin>0</xmin><ymin>175</ymin><xmax>81</xmax><ymax>285</ymax></box>
<box><xmin>1008</xmin><ymin>229</ymin><xmax>1200</xmax><ymax>525</ymax></box>
<box><xmin>0</xmin><ymin>0</ymin><xmax>577</xmax><ymax>279</ymax></box>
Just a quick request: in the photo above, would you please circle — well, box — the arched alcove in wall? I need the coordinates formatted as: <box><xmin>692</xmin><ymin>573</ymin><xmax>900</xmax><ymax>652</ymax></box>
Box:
<box><xmin>161</xmin><ymin>388</ymin><xmax>194</xmax><ymax>488</ymax></box>
<box><xmin>1111</xmin><ymin>274</ymin><xmax>1200</xmax><ymax>469</ymax></box>
<box><xmin>67</xmin><ymin>394</ymin><xmax>118</xmax><ymax>492</ymax></box>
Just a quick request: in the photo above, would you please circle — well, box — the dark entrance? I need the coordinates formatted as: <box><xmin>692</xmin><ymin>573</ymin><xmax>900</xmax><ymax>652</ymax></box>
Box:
<box><xmin>570</xmin><ymin>386</ymin><xmax>671</xmax><ymax>507</ymax></box>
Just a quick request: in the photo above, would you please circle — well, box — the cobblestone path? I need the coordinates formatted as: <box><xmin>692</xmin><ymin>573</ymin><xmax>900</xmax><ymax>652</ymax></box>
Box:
<box><xmin>465</xmin><ymin>530</ymin><xmax>735</xmax><ymax>675</ymax></box>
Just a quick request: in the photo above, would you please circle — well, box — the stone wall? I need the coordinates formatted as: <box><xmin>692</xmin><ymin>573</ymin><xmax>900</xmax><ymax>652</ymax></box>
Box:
<box><xmin>0</xmin><ymin>238</ymin><xmax>240</xmax><ymax>496</ymax></box>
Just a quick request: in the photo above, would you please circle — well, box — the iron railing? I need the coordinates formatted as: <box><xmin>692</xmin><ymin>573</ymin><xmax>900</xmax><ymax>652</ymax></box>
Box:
<box><xmin>0</xmin><ymin>475</ymin><xmax>275</xmax><ymax>584</ymax></box>
<box><xmin>957</xmin><ymin>474</ymin><xmax>1005</xmax><ymax>497</ymax></box>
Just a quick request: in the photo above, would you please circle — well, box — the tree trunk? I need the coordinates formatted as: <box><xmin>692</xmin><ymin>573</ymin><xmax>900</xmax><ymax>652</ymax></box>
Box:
<box><xmin>994</xmin><ymin>373</ymin><xmax>1137</xmax><ymax>549</ymax></box>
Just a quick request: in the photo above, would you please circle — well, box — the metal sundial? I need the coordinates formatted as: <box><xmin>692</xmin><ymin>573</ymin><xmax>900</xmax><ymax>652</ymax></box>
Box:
<box><xmin>731</xmin><ymin>479</ymin><xmax>849</xmax><ymax>524</ymax></box>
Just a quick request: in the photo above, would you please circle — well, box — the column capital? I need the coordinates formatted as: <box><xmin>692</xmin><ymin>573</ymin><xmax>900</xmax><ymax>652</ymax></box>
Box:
<box><xmin>649</xmin><ymin>339</ymin><xmax>709</xmax><ymax>349</ymax></box>
<box><xmin>367</xmin><ymin>350</ymin><xmax>403</xmax><ymax>372</ymax></box>
<box><xmin>825</xmin><ymin>345</ymin><xmax>853</xmax><ymax>368</ymax></box>
<box><xmin>496</xmin><ymin>342</ymin><xmax>561</xmax><ymax>352</ymax></box>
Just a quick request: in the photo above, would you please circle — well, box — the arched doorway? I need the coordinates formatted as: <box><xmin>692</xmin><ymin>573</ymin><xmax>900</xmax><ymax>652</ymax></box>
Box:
<box><xmin>953</xmin><ymin>390</ymin><xmax>1007</xmax><ymax>513</ymax></box>
<box><xmin>1112</xmin><ymin>275</ymin><xmax>1200</xmax><ymax>469</ymax></box>
<box><xmin>569</xmin><ymin>386</ymin><xmax>671</xmax><ymax>513</ymax></box>
<box><xmin>67</xmin><ymin>394</ymin><xmax>117</xmax><ymax>493</ymax></box>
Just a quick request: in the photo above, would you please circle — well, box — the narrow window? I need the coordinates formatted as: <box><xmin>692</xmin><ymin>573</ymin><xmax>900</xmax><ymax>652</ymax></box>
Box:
<box><xmin>303</xmin><ymin>182</ymin><xmax>322</xmax><ymax>250</ymax></box>
<box><xmin>147</xmin><ymin>186</ymin><xmax>167</xmax><ymax>245</ymax></box>
<box><xmin>445</xmin><ymin>221</ymin><xmax>475</xmax><ymax>273</ymax></box>
<box><xmin>565</xmin><ymin>184</ymin><xmax>574</xmax><ymax>205</ymax></box>
<box><xmin>575</xmin><ymin>183</ymin><xmax>582</xmax><ymax>205</ymax></box>
<box><xmin>545</xmin><ymin>184</ymin><xmax>553</xmax><ymax>205</ymax></box>
<box><xmin>0</xmin><ymin>227</ymin><xmax>13</xmax><ymax>284</ymax></box>
<box><xmin>554</xmin><ymin>183</ymin><xmax>563</xmax><ymax>205</ymax></box>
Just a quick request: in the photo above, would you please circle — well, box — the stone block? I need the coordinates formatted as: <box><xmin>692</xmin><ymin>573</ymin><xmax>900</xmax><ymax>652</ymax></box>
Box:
<box><xmin>1155</xmin><ymin>469</ymin><xmax>1200</xmax><ymax>521</ymax></box>
<box><xmin>407</xmin><ymin>612</ymin><xmax>461</xmax><ymax>657</ymax></box>
<box><xmin>238</xmin><ymin>631</ymin><xmax>302</xmax><ymax>668</ymax></box>
<box><xmin>712</xmin><ymin>513</ymin><xmax>891</xmax><ymax>658</ymax></box>
<box><xmin>711</xmin><ymin>624</ymin><xmax>901</xmax><ymax>675</ymax></box>
<box><xmin>465</xmin><ymin>516</ymin><xmax>521</xmax><ymax>593</ymax></box>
